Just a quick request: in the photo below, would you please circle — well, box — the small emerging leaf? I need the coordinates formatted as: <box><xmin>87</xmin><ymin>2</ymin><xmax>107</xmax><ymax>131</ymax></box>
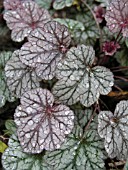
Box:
<box><xmin>53</xmin><ymin>0</ymin><xmax>74</xmax><ymax>10</ymax></box>
<box><xmin>98</xmin><ymin>100</ymin><xmax>128</xmax><ymax>159</ymax></box>
<box><xmin>53</xmin><ymin>45</ymin><xmax>114</xmax><ymax>107</ymax></box>
<box><xmin>4</xmin><ymin>119</ymin><xmax>17</xmax><ymax>136</ymax></box>
<box><xmin>14</xmin><ymin>88</ymin><xmax>74</xmax><ymax>153</ymax></box>
<box><xmin>0</xmin><ymin>140</ymin><xmax>8</xmax><ymax>153</ymax></box>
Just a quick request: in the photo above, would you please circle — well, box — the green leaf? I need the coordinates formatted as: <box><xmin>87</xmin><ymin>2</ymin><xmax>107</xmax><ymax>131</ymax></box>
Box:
<box><xmin>53</xmin><ymin>0</ymin><xmax>74</xmax><ymax>10</ymax></box>
<box><xmin>124</xmin><ymin>160</ymin><xmax>128</xmax><ymax>170</ymax></box>
<box><xmin>35</xmin><ymin>0</ymin><xmax>52</xmax><ymax>9</ymax></box>
<box><xmin>125</xmin><ymin>38</ymin><xmax>128</xmax><ymax>48</ymax></box>
<box><xmin>2</xmin><ymin>135</ymin><xmax>52</xmax><ymax>170</ymax></box>
<box><xmin>4</xmin><ymin>119</ymin><xmax>16</xmax><ymax>136</ymax></box>
<box><xmin>115</xmin><ymin>47</ymin><xmax>128</xmax><ymax>75</ymax></box>
<box><xmin>54</xmin><ymin>18</ymin><xmax>85</xmax><ymax>39</ymax></box>
<box><xmin>53</xmin><ymin>45</ymin><xmax>114</xmax><ymax>107</ymax></box>
<box><xmin>74</xmin><ymin>11</ymin><xmax>100</xmax><ymax>45</ymax></box>
<box><xmin>0</xmin><ymin>51</ymin><xmax>15</xmax><ymax>108</ymax></box>
<box><xmin>0</xmin><ymin>140</ymin><xmax>8</xmax><ymax>153</ymax></box>
<box><xmin>46</xmin><ymin>124</ymin><xmax>105</xmax><ymax>170</ymax></box>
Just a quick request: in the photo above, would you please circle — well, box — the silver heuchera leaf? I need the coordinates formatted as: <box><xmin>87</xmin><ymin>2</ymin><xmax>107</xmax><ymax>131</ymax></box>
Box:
<box><xmin>5</xmin><ymin>50</ymin><xmax>40</xmax><ymax>98</ymax></box>
<box><xmin>53</xmin><ymin>45</ymin><xmax>114</xmax><ymax>107</ymax></box>
<box><xmin>98</xmin><ymin>100</ymin><xmax>128</xmax><ymax>159</ymax></box>
<box><xmin>46</xmin><ymin>125</ymin><xmax>105</xmax><ymax>170</ymax></box>
<box><xmin>2</xmin><ymin>134</ymin><xmax>52</xmax><ymax>170</ymax></box>
<box><xmin>3</xmin><ymin>0</ymin><xmax>30</xmax><ymax>10</ymax></box>
<box><xmin>14</xmin><ymin>88</ymin><xmax>74</xmax><ymax>153</ymax></box>
<box><xmin>105</xmin><ymin>0</ymin><xmax>128</xmax><ymax>37</ymax></box>
<box><xmin>0</xmin><ymin>51</ymin><xmax>15</xmax><ymax>108</ymax></box>
<box><xmin>53</xmin><ymin>0</ymin><xmax>74</xmax><ymax>10</ymax></box>
<box><xmin>20</xmin><ymin>21</ymin><xmax>71</xmax><ymax>80</ymax></box>
<box><xmin>3</xmin><ymin>1</ymin><xmax>51</xmax><ymax>42</ymax></box>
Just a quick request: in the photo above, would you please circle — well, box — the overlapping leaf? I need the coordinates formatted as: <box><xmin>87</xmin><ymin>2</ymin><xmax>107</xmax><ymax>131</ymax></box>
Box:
<box><xmin>5</xmin><ymin>50</ymin><xmax>40</xmax><ymax>98</ymax></box>
<box><xmin>20</xmin><ymin>21</ymin><xmax>71</xmax><ymax>80</ymax></box>
<box><xmin>3</xmin><ymin>1</ymin><xmax>51</xmax><ymax>42</ymax></box>
<box><xmin>75</xmin><ymin>11</ymin><xmax>99</xmax><ymax>45</ymax></box>
<box><xmin>14</xmin><ymin>88</ymin><xmax>74</xmax><ymax>153</ymax></box>
<box><xmin>54</xmin><ymin>18</ymin><xmax>84</xmax><ymax>40</ymax></box>
<box><xmin>2</xmin><ymin>134</ymin><xmax>52</xmax><ymax>170</ymax></box>
<box><xmin>53</xmin><ymin>45</ymin><xmax>114</xmax><ymax>107</ymax></box>
<box><xmin>98</xmin><ymin>100</ymin><xmax>128</xmax><ymax>159</ymax></box>
<box><xmin>53</xmin><ymin>0</ymin><xmax>74</xmax><ymax>10</ymax></box>
<box><xmin>0</xmin><ymin>51</ymin><xmax>15</xmax><ymax>108</ymax></box>
<box><xmin>94</xmin><ymin>0</ymin><xmax>111</xmax><ymax>7</ymax></box>
<box><xmin>105</xmin><ymin>0</ymin><xmax>128</xmax><ymax>37</ymax></box>
<box><xmin>45</xmin><ymin>114</ymin><xmax>105</xmax><ymax>170</ymax></box>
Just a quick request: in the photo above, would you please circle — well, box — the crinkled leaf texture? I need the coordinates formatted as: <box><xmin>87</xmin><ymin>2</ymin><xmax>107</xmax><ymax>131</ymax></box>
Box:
<box><xmin>14</xmin><ymin>88</ymin><xmax>74</xmax><ymax>153</ymax></box>
<box><xmin>2</xmin><ymin>134</ymin><xmax>52</xmax><ymax>170</ymax></box>
<box><xmin>53</xmin><ymin>0</ymin><xmax>74</xmax><ymax>10</ymax></box>
<box><xmin>45</xmin><ymin>111</ymin><xmax>105</xmax><ymax>170</ymax></box>
<box><xmin>20</xmin><ymin>21</ymin><xmax>71</xmax><ymax>80</ymax></box>
<box><xmin>3</xmin><ymin>1</ymin><xmax>51</xmax><ymax>42</ymax></box>
<box><xmin>0</xmin><ymin>51</ymin><xmax>15</xmax><ymax>108</ymax></box>
<box><xmin>98</xmin><ymin>100</ymin><xmax>128</xmax><ymax>159</ymax></box>
<box><xmin>5</xmin><ymin>50</ymin><xmax>40</xmax><ymax>98</ymax></box>
<box><xmin>53</xmin><ymin>45</ymin><xmax>114</xmax><ymax>107</ymax></box>
<box><xmin>105</xmin><ymin>0</ymin><xmax>128</xmax><ymax>37</ymax></box>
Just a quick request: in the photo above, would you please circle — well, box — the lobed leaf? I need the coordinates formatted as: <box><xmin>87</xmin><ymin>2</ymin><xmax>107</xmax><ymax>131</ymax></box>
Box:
<box><xmin>46</xmin><ymin>125</ymin><xmax>105</xmax><ymax>170</ymax></box>
<box><xmin>105</xmin><ymin>0</ymin><xmax>128</xmax><ymax>37</ymax></box>
<box><xmin>0</xmin><ymin>51</ymin><xmax>15</xmax><ymax>108</ymax></box>
<box><xmin>53</xmin><ymin>0</ymin><xmax>74</xmax><ymax>10</ymax></box>
<box><xmin>53</xmin><ymin>45</ymin><xmax>114</xmax><ymax>107</ymax></box>
<box><xmin>5</xmin><ymin>50</ymin><xmax>40</xmax><ymax>98</ymax></box>
<box><xmin>3</xmin><ymin>1</ymin><xmax>51</xmax><ymax>42</ymax></box>
<box><xmin>20</xmin><ymin>21</ymin><xmax>71</xmax><ymax>80</ymax></box>
<box><xmin>2</xmin><ymin>134</ymin><xmax>52</xmax><ymax>170</ymax></box>
<box><xmin>98</xmin><ymin>100</ymin><xmax>128</xmax><ymax>159</ymax></box>
<box><xmin>14</xmin><ymin>88</ymin><xmax>74</xmax><ymax>153</ymax></box>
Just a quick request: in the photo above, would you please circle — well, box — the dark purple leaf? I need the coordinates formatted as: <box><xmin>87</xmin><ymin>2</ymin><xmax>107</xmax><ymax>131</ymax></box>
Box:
<box><xmin>14</xmin><ymin>88</ymin><xmax>74</xmax><ymax>153</ymax></box>
<box><xmin>105</xmin><ymin>0</ymin><xmax>128</xmax><ymax>37</ymax></box>
<box><xmin>3</xmin><ymin>1</ymin><xmax>51</xmax><ymax>41</ymax></box>
<box><xmin>20</xmin><ymin>21</ymin><xmax>71</xmax><ymax>79</ymax></box>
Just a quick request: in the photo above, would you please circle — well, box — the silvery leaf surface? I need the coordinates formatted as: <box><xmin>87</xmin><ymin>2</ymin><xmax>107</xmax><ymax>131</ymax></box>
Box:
<box><xmin>98</xmin><ymin>100</ymin><xmax>128</xmax><ymax>159</ymax></box>
<box><xmin>3</xmin><ymin>1</ymin><xmax>51</xmax><ymax>41</ymax></box>
<box><xmin>53</xmin><ymin>45</ymin><xmax>114</xmax><ymax>107</ymax></box>
<box><xmin>14</xmin><ymin>88</ymin><xmax>74</xmax><ymax>153</ymax></box>
<box><xmin>0</xmin><ymin>51</ymin><xmax>15</xmax><ymax>107</ymax></box>
<box><xmin>45</xmin><ymin>125</ymin><xmax>105</xmax><ymax>170</ymax></box>
<box><xmin>2</xmin><ymin>134</ymin><xmax>52</xmax><ymax>170</ymax></box>
<box><xmin>20</xmin><ymin>21</ymin><xmax>71</xmax><ymax>80</ymax></box>
<box><xmin>5</xmin><ymin>50</ymin><xmax>40</xmax><ymax>98</ymax></box>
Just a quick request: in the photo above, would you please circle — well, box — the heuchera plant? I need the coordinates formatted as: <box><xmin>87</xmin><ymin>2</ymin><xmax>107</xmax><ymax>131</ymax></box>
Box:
<box><xmin>1</xmin><ymin>0</ymin><xmax>128</xmax><ymax>169</ymax></box>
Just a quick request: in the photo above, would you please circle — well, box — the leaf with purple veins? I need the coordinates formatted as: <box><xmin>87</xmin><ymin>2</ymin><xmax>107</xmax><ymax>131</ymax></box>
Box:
<box><xmin>14</xmin><ymin>88</ymin><xmax>74</xmax><ymax>153</ymax></box>
<box><xmin>3</xmin><ymin>1</ymin><xmax>51</xmax><ymax>42</ymax></box>
<box><xmin>105</xmin><ymin>0</ymin><xmax>128</xmax><ymax>37</ymax></box>
<box><xmin>98</xmin><ymin>100</ymin><xmax>128</xmax><ymax>159</ymax></box>
<box><xmin>20</xmin><ymin>21</ymin><xmax>71</xmax><ymax>80</ymax></box>
<box><xmin>5</xmin><ymin>50</ymin><xmax>40</xmax><ymax>98</ymax></box>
